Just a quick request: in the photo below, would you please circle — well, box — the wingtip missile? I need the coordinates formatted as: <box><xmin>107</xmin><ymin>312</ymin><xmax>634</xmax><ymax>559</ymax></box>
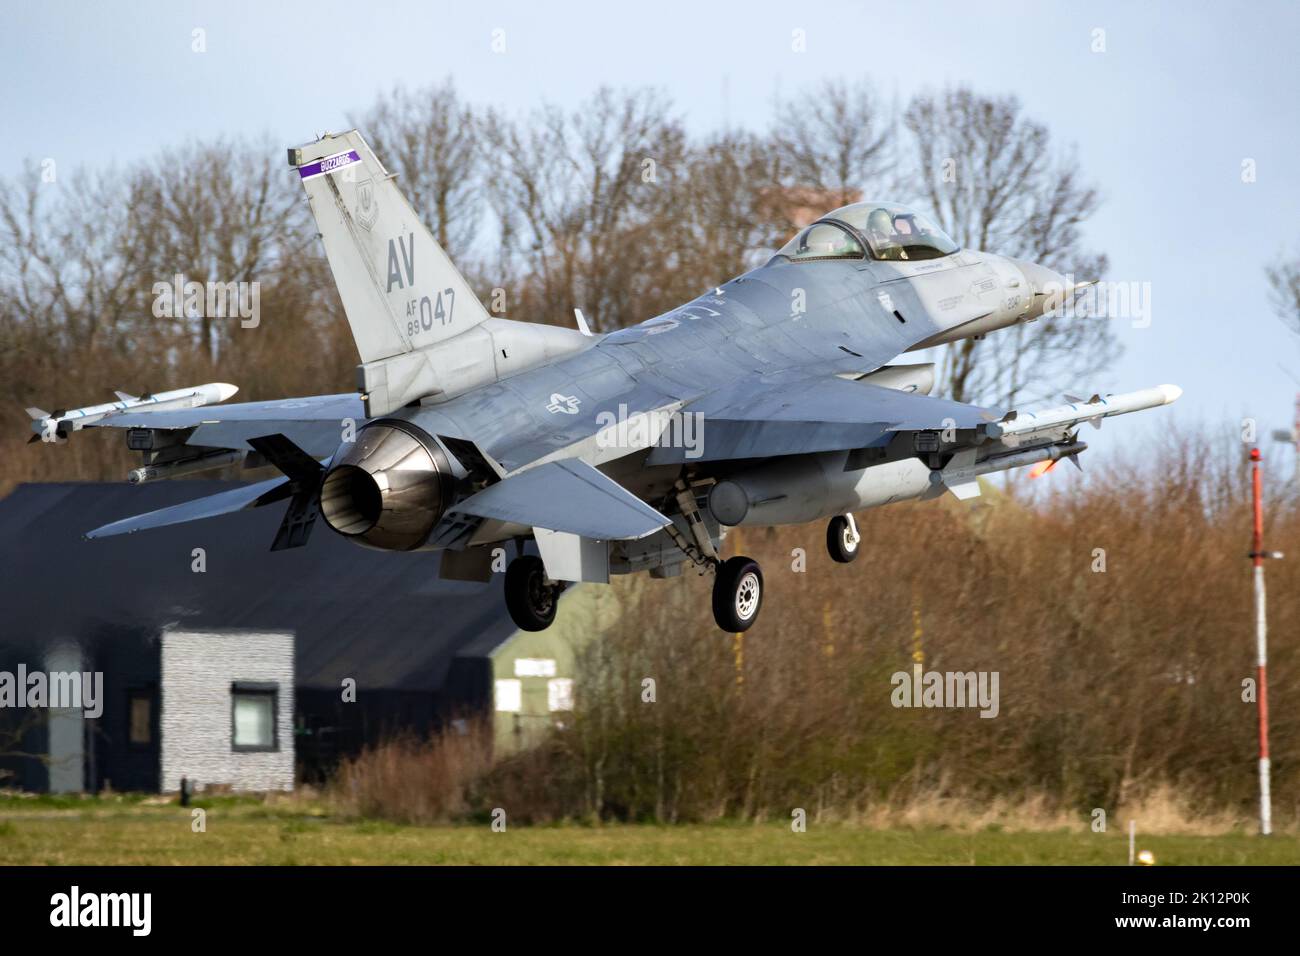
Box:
<box><xmin>24</xmin><ymin>382</ymin><xmax>240</xmax><ymax>440</ymax></box>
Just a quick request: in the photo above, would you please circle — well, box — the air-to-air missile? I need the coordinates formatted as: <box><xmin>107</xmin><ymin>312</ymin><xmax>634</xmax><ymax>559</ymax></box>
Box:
<box><xmin>986</xmin><ymin>384</ymin><xmax>1183</xmax><ymax>444</ymax></box>
<box><xmin>26</xmin><ymin>383</ymin><xmax>238</xmax><ymax>443</ymax></box>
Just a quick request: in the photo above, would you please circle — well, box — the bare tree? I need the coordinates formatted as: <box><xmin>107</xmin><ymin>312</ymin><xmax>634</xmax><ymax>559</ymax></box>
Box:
<box><xmin>127</xmin><ymin>139</ymin><xmax>309</xmax><ymax>365</ymax></box>
<box><xmin>902</xmin><ymin>87</ymin><xmax>1116</xmax><ymax>407</ymax></box>
<box><xmin>676</xmin><ymin>131</ymin><xmax>788</xmax><ymax>287</ymax></box>
<box><xmin>0</xmin><ymin>164</ymin><xmax>154</xmax><ymax>353</ymax></box>
<box><xmin>0</xmin><ymin>711</ymin><xmax>49</xmax><ymax>786</ymax></box>
<box><xmin>482</xmin><ymin>87</ymin><xmax>689</xmax><ymax>331</ymax></box>
<box><xmin>350</xmin><ymin>80</ymin><xmax>483</xmax><ymax>260</ymax></box>
<box><xmin>1267</xmin><ymin>248</ymin><xmax>1300</xmax><ymax>336</ymax></box>
<box><xmin>770</xmin><ymin>79</ymin><xmax>894</xmax><ymax>207</ymax></box>
<box><xmin>0</xmin><ymin>143</ymin><xmax>351</xmax><ymax>484</ymax></box>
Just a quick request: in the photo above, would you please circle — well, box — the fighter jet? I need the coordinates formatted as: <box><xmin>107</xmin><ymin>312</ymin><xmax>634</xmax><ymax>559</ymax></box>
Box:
<box><xmin>28</xmin><ymin>130</ymin><xmax>1180</xmax><ymax>633</ymax></box>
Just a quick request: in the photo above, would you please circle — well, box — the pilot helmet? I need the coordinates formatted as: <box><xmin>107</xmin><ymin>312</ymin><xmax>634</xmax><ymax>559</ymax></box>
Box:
<box><xmin>866</xmin><ymin>208</ymin><xmax>894</xmax><ymax>237</ymax></box>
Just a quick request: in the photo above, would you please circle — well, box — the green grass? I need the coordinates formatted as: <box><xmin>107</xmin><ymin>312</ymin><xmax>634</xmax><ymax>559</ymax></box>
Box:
<box><xmin>0</xmin><ymin>801</ymin><xmax>1296</xmax><ymax>865</ymax></box>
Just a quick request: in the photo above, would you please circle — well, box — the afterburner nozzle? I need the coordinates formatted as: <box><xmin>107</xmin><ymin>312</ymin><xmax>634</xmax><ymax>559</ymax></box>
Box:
<box><xmin>319</xmin><ymin>422</ymin><xmax>453</xmax><ymax>551</ymax></box>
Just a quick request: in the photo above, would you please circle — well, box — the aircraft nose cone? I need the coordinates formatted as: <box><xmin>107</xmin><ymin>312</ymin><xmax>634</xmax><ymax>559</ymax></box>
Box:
<box><xmin>1009</xmin><ymin>258</ymin><xmax>1088</xmax><ymax>320</ymax></box>
<box><xmin>1011</xmin><ymin>259</ymin><xmax>1068</xmax><ymax>297</ymax></box>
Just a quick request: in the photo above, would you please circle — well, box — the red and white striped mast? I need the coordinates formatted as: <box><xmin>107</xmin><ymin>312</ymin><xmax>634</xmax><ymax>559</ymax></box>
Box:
<box><xmin>1248</xmin><ymin>447</ymin><xmax>1280</xmax><ymax>836</ymax></box>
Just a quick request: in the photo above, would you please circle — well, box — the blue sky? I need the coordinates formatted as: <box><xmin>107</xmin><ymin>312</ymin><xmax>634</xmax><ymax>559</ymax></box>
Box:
<box><xmin>4</xmin><ymin>0</ymin><xmax>1300</xmax><ymax>467</ymax></box>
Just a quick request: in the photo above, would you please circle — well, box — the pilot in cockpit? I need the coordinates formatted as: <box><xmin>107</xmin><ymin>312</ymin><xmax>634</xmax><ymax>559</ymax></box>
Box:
<box><xmin>866</xmin><ymin>208</ymin><xmax>907</xmax><ymax>261</ymax></box>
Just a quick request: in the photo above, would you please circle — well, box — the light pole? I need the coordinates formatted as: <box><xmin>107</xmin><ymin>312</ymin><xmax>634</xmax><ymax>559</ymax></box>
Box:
<box><xmin>1248</xmin><ymin>448</ymin><xmax>1282</xmax><ymax>836</ymax></box>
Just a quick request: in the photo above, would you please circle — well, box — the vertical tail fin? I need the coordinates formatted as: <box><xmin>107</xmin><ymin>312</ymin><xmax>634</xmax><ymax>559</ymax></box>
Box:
<box><xmin>289</xmin><ymin>130</ymin><xmax>490</xmax><ymax>363</ymax></box>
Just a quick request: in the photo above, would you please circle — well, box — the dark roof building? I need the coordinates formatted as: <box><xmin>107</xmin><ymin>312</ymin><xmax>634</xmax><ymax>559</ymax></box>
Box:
<box><xmin>0</xmin><ymin>482</ymin><xmax>597</xmax><ymax>792</ymax></box>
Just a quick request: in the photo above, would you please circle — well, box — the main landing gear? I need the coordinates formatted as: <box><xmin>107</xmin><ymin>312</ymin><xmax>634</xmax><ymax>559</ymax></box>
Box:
<box><xmin>826</xmin><ymin>513</ymin><xmax>860</xmax><ymax>563</ymax></box>
<box><xmin>712</xmin><ymin>555</ymin><xmax>764</xmax><ymax>632</ymax></box>
<box><xmin>504</xmin><ymin>554</ymin><xmax>565</xmax><ymax>632</ymax></box>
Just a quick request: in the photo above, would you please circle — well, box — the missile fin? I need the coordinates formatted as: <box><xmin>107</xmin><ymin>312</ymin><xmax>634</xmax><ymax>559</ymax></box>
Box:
<box><xmin>114</xmin><ymin>390</ymin><xmax>138</xmax><ymax>402</ymax></box>
<box><xmin>25</xmin><ymin>407</ymin><xmax>49</xmax><ymax>420</ymax></box>
<box><xmin>948</xmin><ymin>480</ymin><xmax>982</xmax><ymax>500</ymax></box>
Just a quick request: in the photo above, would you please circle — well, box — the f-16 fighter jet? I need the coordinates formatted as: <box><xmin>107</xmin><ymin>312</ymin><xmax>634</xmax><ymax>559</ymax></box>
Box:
<box><xmin>27</xmin><ymin>131</ymin><xmax>1180</xmax><ymax>633</ymax></box>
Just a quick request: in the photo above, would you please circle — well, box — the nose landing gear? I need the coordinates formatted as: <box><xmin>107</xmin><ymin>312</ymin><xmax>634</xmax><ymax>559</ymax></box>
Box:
<box><xmin>826</xmin><ymin>513</ymin><xmax>860</xmax><ymax>563</ymax></box>
<box><xmin>504</xmin><ymin>554</ymin><xmax>565</xmax><ymax>631</ymax></box>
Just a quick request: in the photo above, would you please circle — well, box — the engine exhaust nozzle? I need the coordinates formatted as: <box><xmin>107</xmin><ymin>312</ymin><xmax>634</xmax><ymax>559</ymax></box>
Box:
<box><xmin>319</xmin><ymin>422</ymin><xmax>453</xmax><ymax>551</ymax></box>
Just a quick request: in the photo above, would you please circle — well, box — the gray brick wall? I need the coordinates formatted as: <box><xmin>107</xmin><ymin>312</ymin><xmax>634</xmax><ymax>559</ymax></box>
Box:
<box><xmin>45</xmin><ymin>642</ymin><xmax>85</xmax><ymax>794</ymax></box>
<box><xmin>160</xmin><ymin>629</ymin><xmax>294</xmax><ymax>792</ymax></box>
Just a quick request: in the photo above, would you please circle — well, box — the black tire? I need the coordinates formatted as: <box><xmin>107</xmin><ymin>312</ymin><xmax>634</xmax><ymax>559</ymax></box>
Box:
<box><xmin>712</xmin><ymin>556</ymin><xmax>763</xmax><ymax>632</ymax></box>
<box><xmin>504</xmin><ymin>555</ymin><xmax>559</xmax><ymax>632</ymax></box>
<box><xmin>826</xmin><ymin>515</ymin><xmax>860</xmax><ymax>564</ymax></box>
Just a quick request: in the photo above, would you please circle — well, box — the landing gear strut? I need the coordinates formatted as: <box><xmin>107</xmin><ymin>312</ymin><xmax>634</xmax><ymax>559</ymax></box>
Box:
<box><xmin>826</xmin><ymin>513</ymin><xmax>860</xmax><ymax>564</ymax></box>
<box><xmin>712</xmin><ymin>555</ymin><xmax>764</xmax><ymax>632</ymax></box>
<box><xmin>659</xmin><ymin>477</ymin><xmax>765</xmax><ymax>632</ymax></box>
<box><xmin>504</xmin><ymin>554</ymin><xmax>563</xmax><ymax>632</ymax></box>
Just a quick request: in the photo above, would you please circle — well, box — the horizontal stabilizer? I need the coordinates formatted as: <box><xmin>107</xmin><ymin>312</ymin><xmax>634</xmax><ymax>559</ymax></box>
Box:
<box><xmin>450</xmin><ymin>459</ymin><xmax>670</xmax><ymax>540</ymax></box>
<box><xmin>85</xmin><ymin>475</ymin><xmax>292</xmax><ymax>540</ymax></box>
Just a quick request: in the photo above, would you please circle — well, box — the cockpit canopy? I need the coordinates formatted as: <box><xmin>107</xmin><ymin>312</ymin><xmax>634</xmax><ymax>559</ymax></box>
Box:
<box><xmin>777</xmin><ymin>201</ymin><xmax>959</xmax><ymax>263</ymax></box>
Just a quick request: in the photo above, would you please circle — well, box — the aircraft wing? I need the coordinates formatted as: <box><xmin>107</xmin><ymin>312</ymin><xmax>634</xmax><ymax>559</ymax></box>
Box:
<box><xmin>84</xmin><ymin>475</ymin><xmax>294</xmax><ymax>539</ymax></box>
<box><xmin>647</xmin><ymin>374</ymin><xmax>1001</xmax><ymax>464</ymax></box>
<box><xmin>449</xmin><ymin>459</ymin><xmax>671</xmax><ymax>540</ymax></box>
<box><xmin>83</xmin><ymin>393</ymin><xmax>363</xmax><ymax>458</ymax></box>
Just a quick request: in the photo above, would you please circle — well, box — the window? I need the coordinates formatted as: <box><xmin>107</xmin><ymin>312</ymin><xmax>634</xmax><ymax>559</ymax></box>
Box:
<box><xmin>514</xmin><ymin>658</ymin><xmax>557</xmax><ymax>678</ymax></box>
<box><xmin>231</xmin><ymin>682</ymin><xmax>279</xmax><ymax>752</ymax></box>
<box><xmin>127</xmin><ymin>689</ymin><xmax>153</xmax><ymax>747</ymax></box>
<box><xmin>776</xmin><ymin>221</ymin><xmax>865</xmax><ymax>262</ymax></box>
<box><xmin>547</xmin><ymin>678</ymin><xmax>574</xmax><ymax>713</ymax></box>
<box><xmin>495</xmin><ymin>679</ymin><xmax>522</xmax><ymax>713</ymax></box>
<box><xmin>822</xmin><ymin>201</ymin><xmax>959</xmax><ymax>262</ymax></box>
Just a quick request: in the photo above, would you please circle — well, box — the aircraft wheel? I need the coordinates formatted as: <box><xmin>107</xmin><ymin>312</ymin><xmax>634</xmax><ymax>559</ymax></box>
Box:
<box><xmin>505</xmin><ymin>555</ymin><xmax>561</xmax><ymax>632</ymax></box>
<box><xmin>826</xmin><ymin>515</ymin><xmax>860</xmax><ymax>564</ymax></box>
<box><xmin>712</xmin><ymin>556</ymin><xmax>763</xmax><ymax>632</ymax></box>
